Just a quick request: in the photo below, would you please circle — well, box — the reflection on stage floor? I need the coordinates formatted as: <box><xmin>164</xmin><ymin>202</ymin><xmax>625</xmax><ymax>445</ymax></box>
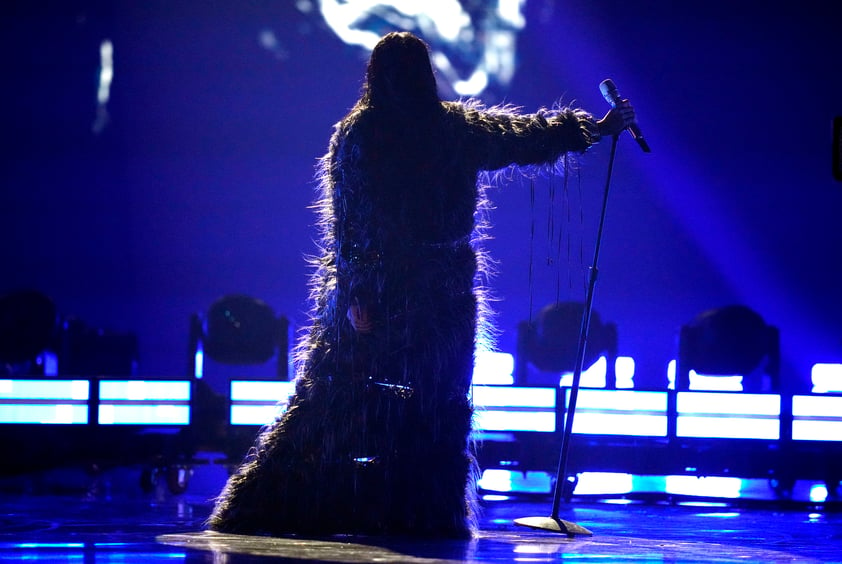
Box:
<box><xmin>1</xmin><ymin>462</ymin><xmax>840</xmax><ymax>563</ymax></box>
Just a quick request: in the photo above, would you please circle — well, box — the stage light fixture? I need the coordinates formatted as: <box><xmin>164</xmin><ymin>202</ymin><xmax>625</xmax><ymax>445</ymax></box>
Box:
<box><xmin>615</xmin><ymin>356</ymin><xmax>635</xmax><ymax>388</ymax></box>
<box><xmin>676</xmin><ymin>305</ymin><xmax>779</xmax><ymax>393</ymax></box>
<box><xmin>472</xmin><ymin>351</ymin><xmax>514</xmax><ymax>385</ymax></box>
<box><xmin>811</xmin><ymin>363</ymin><xmax>842</xmax><ymax>393</ymax></box>
<box><xmin>0</xmin><ymin>290</ymin><xmax>58</xmax><ymax>375</ymax></box>
<box><xmin>189</xmin><ymin>294</ymin><xmax>290</xmax><ymax>381</ymax></box>
<box><xmin>667</xmin><ymin>360</ymin><xmax>744</xmax><ymax>391</ymax></box>
<box><xmin>516</xmin><ymin>301</ymin><xmax>619</xmax><ymax>388</ymax></box>
<box><xmin>559</xmin><ymin>356</ymin><xmax>607</xmax><ymax>388</ymax></box>
<box><xmin>809</xmin><ymin>484</ymin><xmax>829</xmax><ymax>503</ymax></box>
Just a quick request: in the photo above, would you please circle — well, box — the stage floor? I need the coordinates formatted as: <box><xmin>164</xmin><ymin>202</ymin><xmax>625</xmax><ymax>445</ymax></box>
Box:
<box><xmin>1</xmin><ymin>463</ymin><xmax>840</xmax><ymax>563</ymax></box>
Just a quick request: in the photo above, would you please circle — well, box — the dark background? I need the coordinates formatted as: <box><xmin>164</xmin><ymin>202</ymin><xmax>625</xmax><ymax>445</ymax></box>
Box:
<box><xmin>2</xmin><ymin>1</ymin><xmax>840</xmax><ymax>391</ymax></box>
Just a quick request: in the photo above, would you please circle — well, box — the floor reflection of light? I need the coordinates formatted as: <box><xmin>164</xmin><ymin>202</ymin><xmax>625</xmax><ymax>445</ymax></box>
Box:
<box><xmin>808</xmin><ymin>513</ymin><xmax>824</xmax><ymax>522</ymax></box>
<box><xmin>482</xmin><ymin>494</ymin><xmax>512</xmax><ymax>502</ymax></box>
<box><xmin>14</xmin><ymin>543</ymin><xmax>85</xmax><ymax>549</ymax></box>
<box><xmin>513</xmin><ymin>543</ymin><xmax>563</xmax><ymax>556</ymax></box>
<box><xmin>177</xmin><ymin>500</ymin><xmax>192</xmax><ymax>519</ymax></box>
<box><xmin>97</xmin><ymin>553</ymin><xmax>186</xmax><ymax>562</ymax></box>
<box><xmin>677</xmin><ymin>501</ymin><xmax>730</xmax><ymax>508</ymax></box>
<box><xmin>491</xmin><ymin>518</ymin><xmax>510</xmax><ymax>524</ymax></box>
<box><xmin>92</xmin><ymin>543</ymin><xmax>124</xmax><ymax>548</ymax></box>
<box><xmin>6</xmin><ymin>542</ymin><xmax>188</xmax><ymax>561</ymax></box>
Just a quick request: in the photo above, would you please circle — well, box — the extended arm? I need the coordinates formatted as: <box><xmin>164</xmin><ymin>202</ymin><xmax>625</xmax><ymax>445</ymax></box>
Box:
<box><xmin>445</xmin><ymin>99</ymin><xmax>635</xmax><ymax>171</ymax></box>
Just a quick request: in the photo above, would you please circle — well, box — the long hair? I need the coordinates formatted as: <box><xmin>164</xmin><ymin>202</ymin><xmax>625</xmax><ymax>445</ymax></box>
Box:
<box><xmin>360</xmin><ymin>32</ymin><xmax>440</xmax><ymax>112</ymax></box>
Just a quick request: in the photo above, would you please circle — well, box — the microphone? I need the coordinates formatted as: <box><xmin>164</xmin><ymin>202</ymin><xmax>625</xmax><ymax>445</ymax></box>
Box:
<box><xmin>599</xmin><ymin>79</ymin><xmax>650</xmax><ymax>153</ymax></box>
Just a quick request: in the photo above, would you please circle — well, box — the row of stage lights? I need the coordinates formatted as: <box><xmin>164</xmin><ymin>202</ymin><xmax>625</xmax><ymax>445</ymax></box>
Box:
<box><xmin>2</xmin><ymin>352</ymin><xmax>841</xmax><ymax>441</ymax></box>
<box><xmin>471</xmin><ymin>351</ymin><xmax>842</xmax><ymax>394</ymax></box>
<box><xmin>478</xmin><ymin>470</ymin><xmax>836</xmax><ymax>505</ymax></box>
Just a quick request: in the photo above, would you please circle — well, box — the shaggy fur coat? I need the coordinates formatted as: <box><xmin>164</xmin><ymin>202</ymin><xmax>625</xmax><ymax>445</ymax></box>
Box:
<box><xmin>208</xmin><ymin>32</ymin><xmax>598</xmax><ymax>539</ymax></box>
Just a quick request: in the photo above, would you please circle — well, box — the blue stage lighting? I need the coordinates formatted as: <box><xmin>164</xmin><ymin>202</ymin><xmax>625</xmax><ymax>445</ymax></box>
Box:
<box><xmin>558</xmin><ymin>356</ymin><xmax>608</xmax><ymax>389</ymax></box>
<box><xmin>574</xmin><ymin>472</ymin><xmax>635</xmax><ymax>496</ymax></box>
<box><xmin>472</xmin><ymin>351</ymin><xmax>514</xmax><ymax>385</ymax></box>
<box><xmin>811</xmin><ymin>363</ymin><xmax>842</xmax><ymax>393</ymax></box>
<box><xmin>675</xmin><ymin>392</ymin><xmax>780</xmax><ymax>440</ymax></box>
<box><xmin>98</xmin><ymin>380</ymin><xmax>191</xmax><ymax>425</ymax></box>
<box><xmin>665</xmin><ymin>475</ymin><xmax>744</xmax><ymax>499</ymax></box>
<box><xmin>667</xmin><ymin>360</ymin><xmax>744</xmax><ymax>391</ymax></box>
<box><xmin>565</xmin><ymin>389</ymin><xmax>668</xmax><ymax>437</ymax></box>
<box><xmin>615</xmin><ymin>356</ymin><xmax>636</xmax><ymax>388</ymax></box>
<box><xmin>478</xmin><ymin>468</ymin><xmax>552</xmax><ymax>494</ymax></box>
<box><xmin>229</xmin><ymin>380</ymin><xmax>296</xmax><ymax>425</ymax></box>
<box><xmin>472</xmin><ymin>385</ymin><xmax>556</xmax><ymax>432</ymax></box>
<box><xmin>791</xmin><ymin>394</ymin><xmax>842</xmax><ymax>441</ymax></box>
<box><xmin>0</xmin><ymin>379</ymin><xmax>89</xmax><ymax>424</ymax></box>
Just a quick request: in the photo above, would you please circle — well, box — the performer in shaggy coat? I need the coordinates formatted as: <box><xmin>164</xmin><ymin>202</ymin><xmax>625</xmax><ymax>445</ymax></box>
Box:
<box><xmin>208</xmin><ymin>31</ymin><xmax>635</xmax><ymax>538</ymax></box>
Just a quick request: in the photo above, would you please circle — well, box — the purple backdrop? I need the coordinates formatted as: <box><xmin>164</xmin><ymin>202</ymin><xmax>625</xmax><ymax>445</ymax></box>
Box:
<box><xmin>2</xmin><ymin>1</ymin><xmax>840</xmax><ymax>390</ymax></box>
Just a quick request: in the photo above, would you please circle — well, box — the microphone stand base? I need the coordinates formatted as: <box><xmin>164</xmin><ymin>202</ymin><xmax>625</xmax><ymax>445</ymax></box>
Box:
<box><xmin>514</xmin><ymin>516</ymin><xmax>593</xmax><ymax>537</ymax></box>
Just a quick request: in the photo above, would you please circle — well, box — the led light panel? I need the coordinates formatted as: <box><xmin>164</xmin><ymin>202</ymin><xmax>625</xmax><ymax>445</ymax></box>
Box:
<box><xmin>0</xmin><ymin>379</ymin><xmax>89</xmax><ymax>400</ymax></box>
<box><xmin>676</xmin><ymin>392</ymin><xmax>780</xmax><ymax>440</ymax></box>
<box><xmin>792</xmin><ymin>395</ymin><xmax>842</xmax><ymax>441</ymax></box>
<box><xmin>99</xmin><ymin>380</ymin><xmax>190</xmax><ymax>401</ymax></box>
<box><xmin>0</xmin><ymin>404</ymin><xmax>88</xmax><ymax>425</ymax></box>
<box><xmin>98</xmin><ymin>380</ymin><xmax>191</xmax><ymax>425</ymax></box>
<box><xmin>565</xmin><ymin>389</ymin><xmax>668</xmax><ymax>437</ymax></box>
<box><xmin>229</xmin><ymin>380</ymin><xmax>296</xmax><ymax>426</ymax></box>
<box><xmin>0</xmin><ymin>379</ymin><xmax>89</xmax><ymax>424</ymax></box>
<box><xmin>472</xmin><ymin>386</ymin><xmax>555</xmax><ymax>432</ymax></box>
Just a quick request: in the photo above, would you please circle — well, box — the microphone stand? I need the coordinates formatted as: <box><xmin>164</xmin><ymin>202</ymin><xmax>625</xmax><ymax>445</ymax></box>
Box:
<box><xmin>514</xmin><ymin>133</ymin><xmax>620</xmax><ymax>537</ymax></box>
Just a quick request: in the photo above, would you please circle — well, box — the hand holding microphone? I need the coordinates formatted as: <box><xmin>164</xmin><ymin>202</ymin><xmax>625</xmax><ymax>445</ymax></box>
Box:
<box><xmin>597</xmin><ymin>79</ymin><xmax>650</xmax><ymax>152</ymax></box>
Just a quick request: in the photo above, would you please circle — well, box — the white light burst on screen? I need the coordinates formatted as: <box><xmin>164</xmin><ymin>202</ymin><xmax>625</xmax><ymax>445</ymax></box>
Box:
<box><xmin>311</xmin><ymin>0</ymin><xmax>526</xmax><ymax>96</ymax></box>
<box><xmin>92</xmin><ymin>39</ymin><xmax>113</xmax><ymax>134</ymax></box>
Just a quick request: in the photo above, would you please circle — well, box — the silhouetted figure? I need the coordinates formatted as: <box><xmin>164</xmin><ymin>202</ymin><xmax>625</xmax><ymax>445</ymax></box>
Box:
<box><xmin>209</xmin><ymin>31</ymin><xmax>634</xmax><ymax>538</ymax></box>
